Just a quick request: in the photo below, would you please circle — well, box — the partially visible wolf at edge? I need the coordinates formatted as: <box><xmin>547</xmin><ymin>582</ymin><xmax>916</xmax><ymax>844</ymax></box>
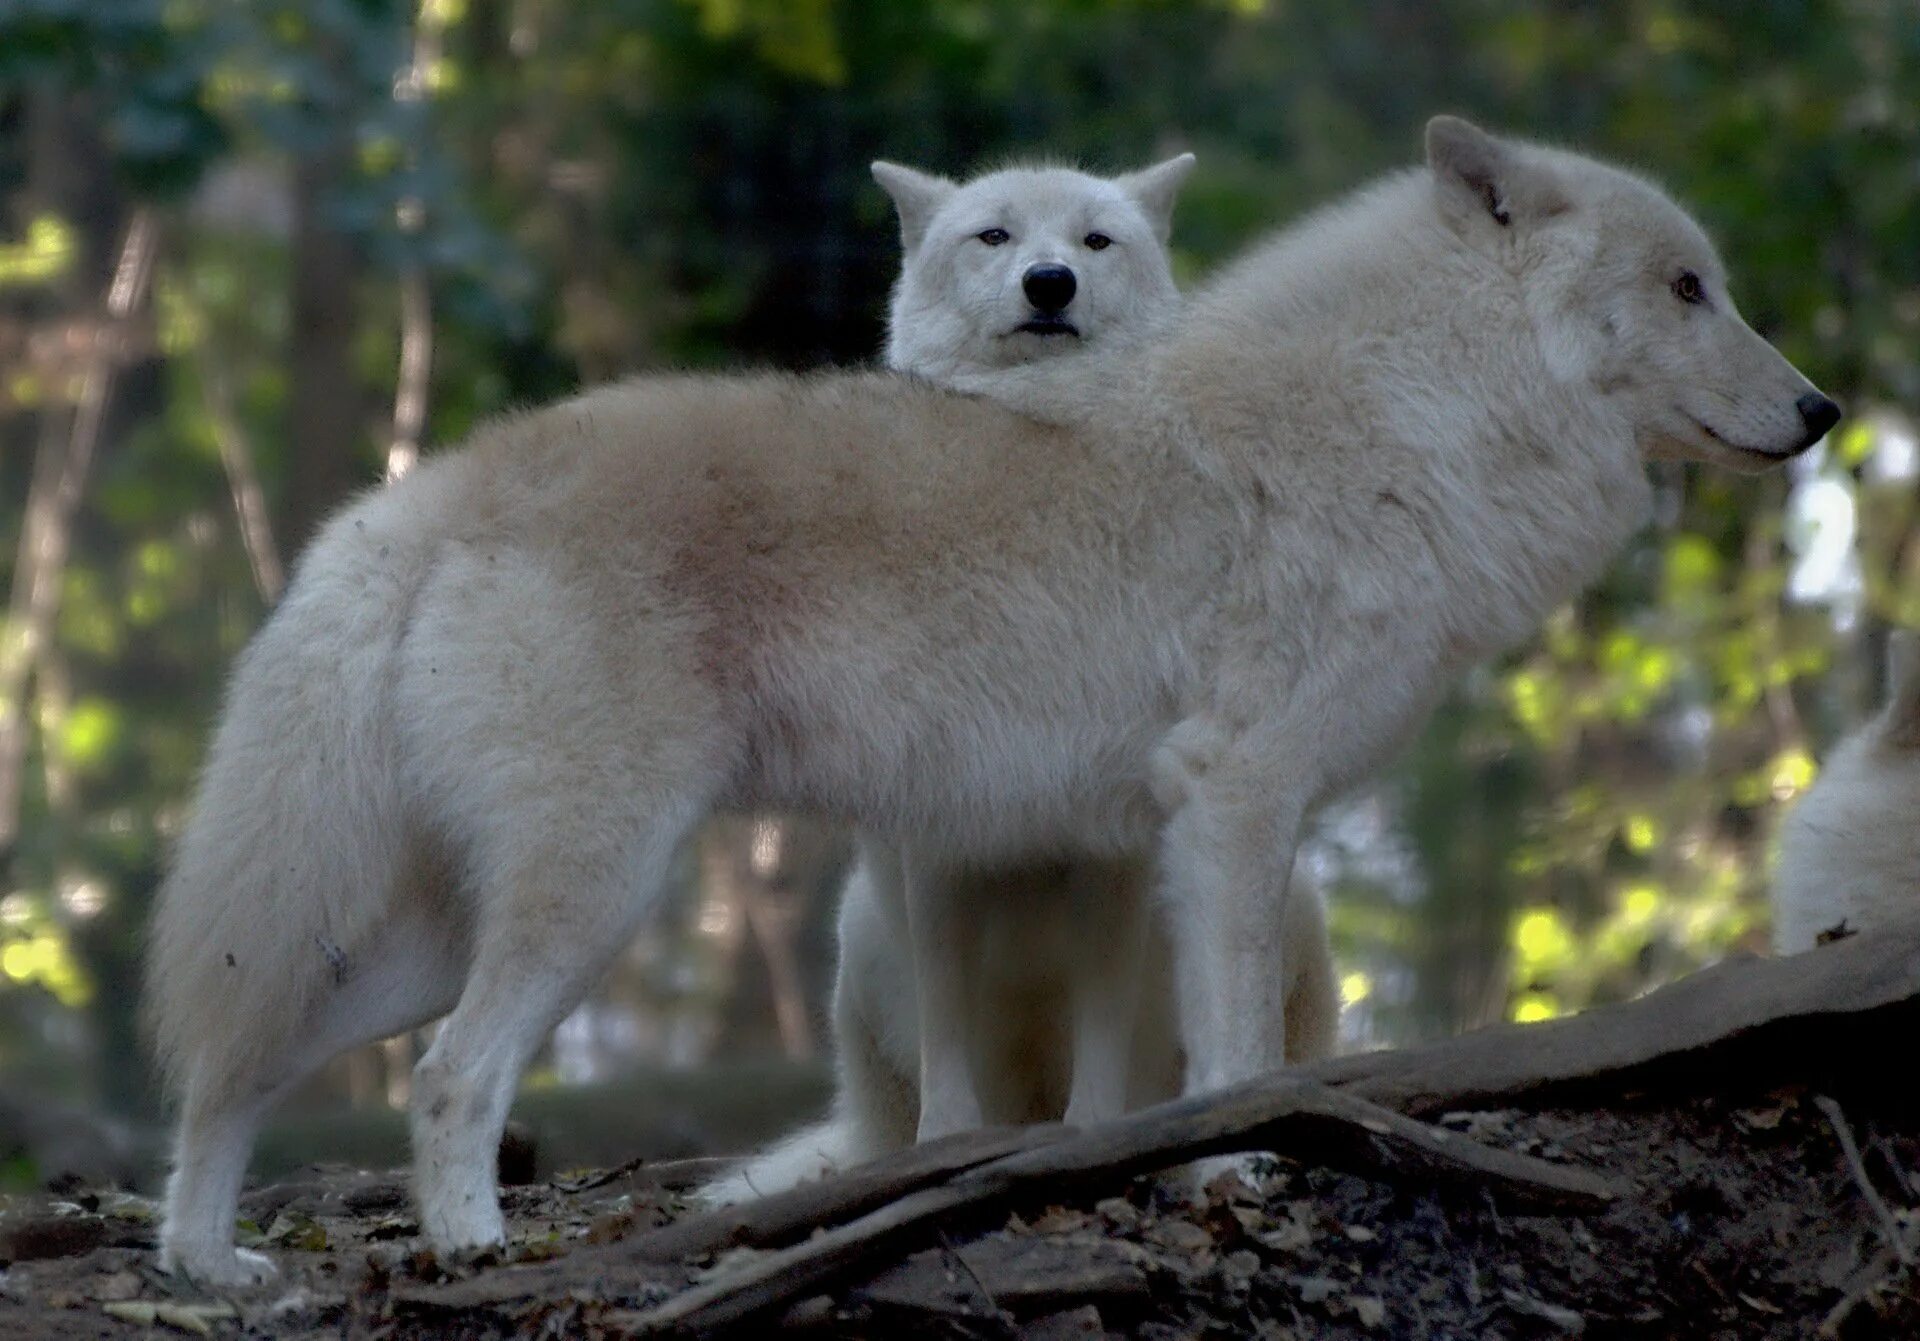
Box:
<box><xmin>701</xmin><ymin>152</ymin><xmax>1340</xmax><ymax>1207</ymax></box>
<box><xmin>1774</xmin><ymin>630</ymin><xmax>1920</xmax><ymax>956</ymax></box>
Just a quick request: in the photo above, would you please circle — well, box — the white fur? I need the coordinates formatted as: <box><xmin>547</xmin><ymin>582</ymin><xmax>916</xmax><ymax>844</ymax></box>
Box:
<box><xmin>706</xmin><ymin>156</ymin><xmax>1339</xmax><ymax>1207</ymax></box>
<box><xmin>1774</xmin><ymin>631</ymin><xmax>1920</xmax><ymax>954</ymax></box>
<box><xmin>702</xmin><ymin>844</ymin><xmax>1338</xmax><ymax>1204</ymax></box>
<box><xmin>146</xmin><ymin>117</ymin><xmax>1831</xmax><ymax>1283</ymax></box>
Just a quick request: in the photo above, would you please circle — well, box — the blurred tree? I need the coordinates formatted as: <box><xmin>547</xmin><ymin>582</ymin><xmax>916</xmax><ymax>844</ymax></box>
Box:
<box><xmin>1</xmin><ymin>0</ymin><xmax>1916</xmax><ymax>1149</ymax></box>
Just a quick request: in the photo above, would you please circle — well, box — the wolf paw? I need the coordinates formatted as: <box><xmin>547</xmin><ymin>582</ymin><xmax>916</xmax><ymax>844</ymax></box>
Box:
<box><xmin>420</xmin><ymin>1199</ymin><xmax>506</xmax><ymax>1254</ymax></box>
<box><xmin>160</xmin><ymin>1243</ymin><xmax>280</xmax><ymax>1290</ymax></box>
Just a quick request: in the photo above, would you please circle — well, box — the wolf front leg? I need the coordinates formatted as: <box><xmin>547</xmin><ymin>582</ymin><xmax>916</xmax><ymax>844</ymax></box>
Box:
<box><xmin>1153</xmin><ymin>719</ymin><xmax>1311</xmax><ymax>1097</ymax></box>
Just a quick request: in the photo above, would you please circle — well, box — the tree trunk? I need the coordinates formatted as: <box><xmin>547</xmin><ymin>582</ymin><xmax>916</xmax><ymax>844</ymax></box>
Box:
<box><xmin>283</xmin><ymin>150</ymin><xmax>366</xmax><ymax>549</ymax></box>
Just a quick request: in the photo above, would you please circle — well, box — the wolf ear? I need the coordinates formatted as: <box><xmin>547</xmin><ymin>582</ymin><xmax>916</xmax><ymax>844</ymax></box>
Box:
<box><xmin>1882</xmin><ymin>629</ymin><xmax>1920</xmax><ymax>746</ymax></box>
<box><xmin>1116</xmin><ymin>152</ymin><xmax>1196</xmax><ymax>244</ymax></box>
<box><xmin>871</xmin><ymin>161</ymin><xmax>956</xmax><ymax>254</ymax></box>
<box><xmin>1425</xmin><ymin>115</ymin><xmax>1569</xmax><ymax>239</ymax></box>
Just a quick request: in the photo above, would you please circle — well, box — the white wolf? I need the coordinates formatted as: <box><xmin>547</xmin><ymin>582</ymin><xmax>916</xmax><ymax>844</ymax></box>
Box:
<box><xmin>701</xmin><ymin>156</ymin><xmax>1339</xmax><ymax>1205</ymax></box>
<box><xmin>1774</xmin><ymin>631</ymin><xmax>1920</xmax><ymax>954</ymax></box>
<box><xmin>871</xmin><ymin>155</ymin><xmax>1191</xmax><ymax>379</ymax></box>
<box><xmin>147</xmin><ymin>116</ymin><xmax>1834</xmax><ymax>1286</ymax></box>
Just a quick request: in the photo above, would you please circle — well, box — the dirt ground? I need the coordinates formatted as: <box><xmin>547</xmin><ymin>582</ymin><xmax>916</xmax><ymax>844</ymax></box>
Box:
<box><xmin>4</xmin><ymin>1078</ymin><xmax>1918</xmax><ymax>1340</ymax></box>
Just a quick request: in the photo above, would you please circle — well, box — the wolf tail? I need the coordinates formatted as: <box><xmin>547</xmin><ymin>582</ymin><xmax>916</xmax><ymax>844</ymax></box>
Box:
<box><xmin>144</xmin><ymin>486</ymin><xmax>436</xmax><ymax>1104</ymax></box>
<box><xmin>697</xmin><ymin>1116</ymin><xmax>874</xmax><ymax>1207</ymax></box>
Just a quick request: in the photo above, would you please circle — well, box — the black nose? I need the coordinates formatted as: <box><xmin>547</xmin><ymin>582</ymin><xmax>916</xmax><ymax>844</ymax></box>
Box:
<box><xmin>1023</xmin><ymin>263</ymin><xmax>1076</xmax><ymax>314</ymax></box>
<box><xmin>1797</xmin><ymin>391</ymin><xmax>1841</xmax><ymax>442</ymax></box>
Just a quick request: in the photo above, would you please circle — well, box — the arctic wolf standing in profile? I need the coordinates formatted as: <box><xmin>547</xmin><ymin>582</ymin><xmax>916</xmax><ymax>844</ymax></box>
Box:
<box><xmin>147</xmin><ymin>116</ymin><xmax>1835</xmax><ymax>1286</ymax></box>
<box><xmin>702</xmin><ymin>156</ymin><xmax>1339</xmax><ymax>1204</ymax></box>
<box><xmin>1774</xmin><ymin>631</ymin><xmax>1920</xmax><ymax>954</ymax></box>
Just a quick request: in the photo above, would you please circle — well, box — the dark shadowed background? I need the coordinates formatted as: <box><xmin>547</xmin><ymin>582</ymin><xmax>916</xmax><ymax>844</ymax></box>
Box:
<box><xmin>2</xmin><ymin>0</ymin><xmax>1916</xmax><ymax>1186</ymax></box>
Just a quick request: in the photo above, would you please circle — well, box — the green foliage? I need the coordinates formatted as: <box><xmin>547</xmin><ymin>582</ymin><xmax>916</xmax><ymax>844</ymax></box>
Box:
<box><xmin>3</xmin><ymin>0</ymin><xmax>1918</xmax><ymax>1105</ymax></box>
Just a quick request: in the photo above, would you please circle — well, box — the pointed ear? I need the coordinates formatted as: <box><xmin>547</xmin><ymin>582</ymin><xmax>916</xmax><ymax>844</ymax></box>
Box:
<box><xmin>1116</xmin><ymin>152</ymin><xmax>1196</xmax><ymax>243</ymax></box>
<box><xmin>1425</xmin><ymin>115</ymin><xmax>1568</xmax><ymax>238</ymax></box>
<box><xmin>871</xmin><ymin>161</ymin><xmax>956</xmax><ymax>254</ymax></box>
<box><xmin>1882</xmin><ymin>629</ymin><xmax>1920</xmax><ymax>746</ymax></box>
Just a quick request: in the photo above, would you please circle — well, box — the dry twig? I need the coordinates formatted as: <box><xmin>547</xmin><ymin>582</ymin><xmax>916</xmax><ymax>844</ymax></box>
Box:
<box><xmin>1814</xmin><ymin>1093</ymin><xmax>1913</xmax><ymax>1266</ymax></box>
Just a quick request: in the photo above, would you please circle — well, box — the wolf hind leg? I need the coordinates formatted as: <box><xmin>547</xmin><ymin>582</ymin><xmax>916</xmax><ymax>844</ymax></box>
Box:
<box><xmin>160</xmin><ymin>1083</ymin><xmax>285</xmax><ymax>1288</ymax></box>
<box><xmin>1062</xmin><ymin>858</ymin><xmax>1149</xmax><ymax>1127</ymax></box>
<box><xmin>409</xmin><ymin>809</ymin><xmax>703</xmax><ymax>1249</ymax></box>
<box><xmin>903</xmin><ymin>856</ymin><xmax>988</xmax><ymax>1142</ymax></box>
<box><xmin>160</xmin><ymin>894</ymin><xmax>468</xmax><ymax>1287</ymax></box>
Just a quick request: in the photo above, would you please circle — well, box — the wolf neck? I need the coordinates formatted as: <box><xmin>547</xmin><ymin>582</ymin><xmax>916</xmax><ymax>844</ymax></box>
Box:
<box><xmin>1154</xmin><ymin>171</ymin><xmax>1652</xmax><ymax>659</ymax></box>
<box><xmin>936</xmin><ymin>308</ymin><xmax>1187</xmax><ymax>427</ymax></box>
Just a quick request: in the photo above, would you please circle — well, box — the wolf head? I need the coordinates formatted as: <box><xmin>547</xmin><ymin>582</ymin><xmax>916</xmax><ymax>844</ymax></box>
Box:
<box><xmin>872</xmin><ymin>156</ymin><xmax>1193</xmax><ymax>381</ymax></box>
<box><xmin>1424</xmin><ymin>116</ymin><xmax>1839</xmax><ymax>473</ymax></box>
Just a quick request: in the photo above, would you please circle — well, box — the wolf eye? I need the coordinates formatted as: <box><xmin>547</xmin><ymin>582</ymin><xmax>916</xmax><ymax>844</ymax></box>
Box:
<box><xmin>976</xmin><ymin>228</ymin><xmax>1010</xmax><ymax>246</ymax></box>
<box><xmin>1673</xmin><ymin>271</ymin><xmax>1706</xmax><ymax>305</ymax></box>
<box><xmin>1084</xmin><ymin>232</ymin><xmax>1113</xmax><ymax>251</ymax></box>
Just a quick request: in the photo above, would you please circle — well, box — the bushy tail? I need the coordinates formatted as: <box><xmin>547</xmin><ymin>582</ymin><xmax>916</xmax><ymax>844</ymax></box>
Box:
<box><xmin>698</xmin><ymin>1116</ymin><xmax>874</xmax><ymax>1207</ymax></box>
<box><xmin>145</xmin><ymin>492</ymin><xmax>434</xmax><ymax>1104</ymax></box>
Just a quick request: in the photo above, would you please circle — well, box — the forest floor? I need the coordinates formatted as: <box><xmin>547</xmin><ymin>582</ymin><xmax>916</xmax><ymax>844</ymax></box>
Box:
<box><xmin>5</xmin><ymin>932</ymin><xmax>1920</xmax><ymax>1339</ymax></box>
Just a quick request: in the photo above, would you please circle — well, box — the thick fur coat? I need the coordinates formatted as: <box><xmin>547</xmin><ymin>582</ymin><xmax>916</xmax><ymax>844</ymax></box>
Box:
<box><xmin>146</xmin><ymin>118</ymin><xmax>1833</xmax><ymax>1283</ymax></box>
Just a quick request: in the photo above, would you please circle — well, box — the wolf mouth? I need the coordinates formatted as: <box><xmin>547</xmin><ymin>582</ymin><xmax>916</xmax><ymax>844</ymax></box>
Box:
<box><xmin>1013</xmin><ymin>315</ymin><xmax>1080</xmax><ymax>337</ymax></box>
<box><xmin>1688</xmin><ymin>411</ymin><xmax>1789</xmax><ymax>463</ymax></box>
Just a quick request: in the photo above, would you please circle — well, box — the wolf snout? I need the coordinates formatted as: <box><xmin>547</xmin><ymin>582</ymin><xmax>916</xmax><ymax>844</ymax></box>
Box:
<box><xmin>1023</xmin><ymin>263</ymin><xmax>1077</xmax><ymax>314</ymax></box>
<box><xmin>1795</xmin><ymin>391</ymin><xmax>1841</xmax><ymax>450</ymax></box>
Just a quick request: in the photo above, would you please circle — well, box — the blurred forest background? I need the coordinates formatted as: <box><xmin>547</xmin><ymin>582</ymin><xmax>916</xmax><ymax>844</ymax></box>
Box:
<box><xmin>2</xmin><ymin>0</ymin><xmax>1917</xmax><ymax>1183</ymax></box>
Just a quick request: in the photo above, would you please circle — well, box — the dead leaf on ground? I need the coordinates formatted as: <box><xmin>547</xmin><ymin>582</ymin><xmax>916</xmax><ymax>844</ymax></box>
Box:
<box><xmin>89</xmin><ymin>1268</ymin><xmax>143</xmax><ymax>1302</ymax></box>
<box><xmin>366</xmin><ymin>1214</ymin><xmax>417</xmax><ymax>1241</ymax></box>
<box><xmin>265</xmin><ymin>1211</ymin><xmax>328</xmax><ymax>1252</ymax></box>
<box><xmin>1030</xmin><ymin>1206</ymin><xmax>1093</xmax><ymax>1235</ymax></box>
<box><xmin>1145</xmin><ymin>1219</ymin><xmax>1213</xmax><ymax>1253</ymax></box>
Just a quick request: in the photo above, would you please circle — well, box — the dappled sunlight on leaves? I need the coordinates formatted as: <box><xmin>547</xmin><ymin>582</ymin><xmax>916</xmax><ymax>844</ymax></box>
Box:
<box><xmin>3</xmin><ymin>0</ymin><xmax>1918</xmax><ymax>1110</ymax></box>
<box><xmin>0</xmin><ymin>216</ymin><xmax>76</xmax><ymax>287</ymax></box>
<box><xmin>1</xmin><ymin>926</ymin><xmax>92</xmax><ymax>1009</ymax></box>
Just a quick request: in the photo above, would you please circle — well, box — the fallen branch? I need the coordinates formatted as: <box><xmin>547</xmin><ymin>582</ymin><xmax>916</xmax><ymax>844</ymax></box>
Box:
<box><xmin>389</xmin><ymin>1125</ymin><xmax>1065</xmax><ymax>1315</ymax></box>
<box><xmin>1298</xmin><ymin>921</ymin><xmax>1920</xmax><ymax>1117</ymax></box>
<box><xmin>549</xmin><ymin>1155</ymin><xmax>738</xmax><ymax>1197</ymax></box>
<box><xmin>390</xmin><ymin>925</ymin><xmax>1920</xmax><ymax>1334</ymax></box>
<box><xmin>629</xmin><ymin>1125</ymin><xmax>1065</xmax><ymax>1263</ymax></box>
<box><xmin>852</xmin><ymin>1236</ymin><xmax>1148</xmax><ymax>1326</ymax></box>
<box><xmin>615</xmin><ymin>1079</ymin><xmax>1611</xmax><ymax>1336</ymax></box>
<box><xmin>671</xmin><ymin>926</ymin><xmax>1920</xmax><ymax>1274</ymax></box>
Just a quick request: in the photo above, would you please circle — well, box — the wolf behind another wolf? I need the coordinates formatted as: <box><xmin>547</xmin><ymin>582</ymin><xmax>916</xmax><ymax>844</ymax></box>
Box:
<box><xmin>147</xmin><ymin>117</ymin><xmax>1834</xmax><ymax>1285</ymax></box>
<box><xmin>701</xmin><ymin>156</ymin><xmax>1339</xmax><ymax>1205</ymax></box>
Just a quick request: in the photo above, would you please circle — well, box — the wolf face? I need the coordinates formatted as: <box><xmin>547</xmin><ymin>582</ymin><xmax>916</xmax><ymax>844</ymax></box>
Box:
<box><xmin>873</xmin><ymin>156</ymin><xmax>1193</xmax><ymax>380</ymax></box>
<box><xmin>1425</xmin><ymin>116</ymin><xmax>1839</xmax><ymax>473</ymax></box>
